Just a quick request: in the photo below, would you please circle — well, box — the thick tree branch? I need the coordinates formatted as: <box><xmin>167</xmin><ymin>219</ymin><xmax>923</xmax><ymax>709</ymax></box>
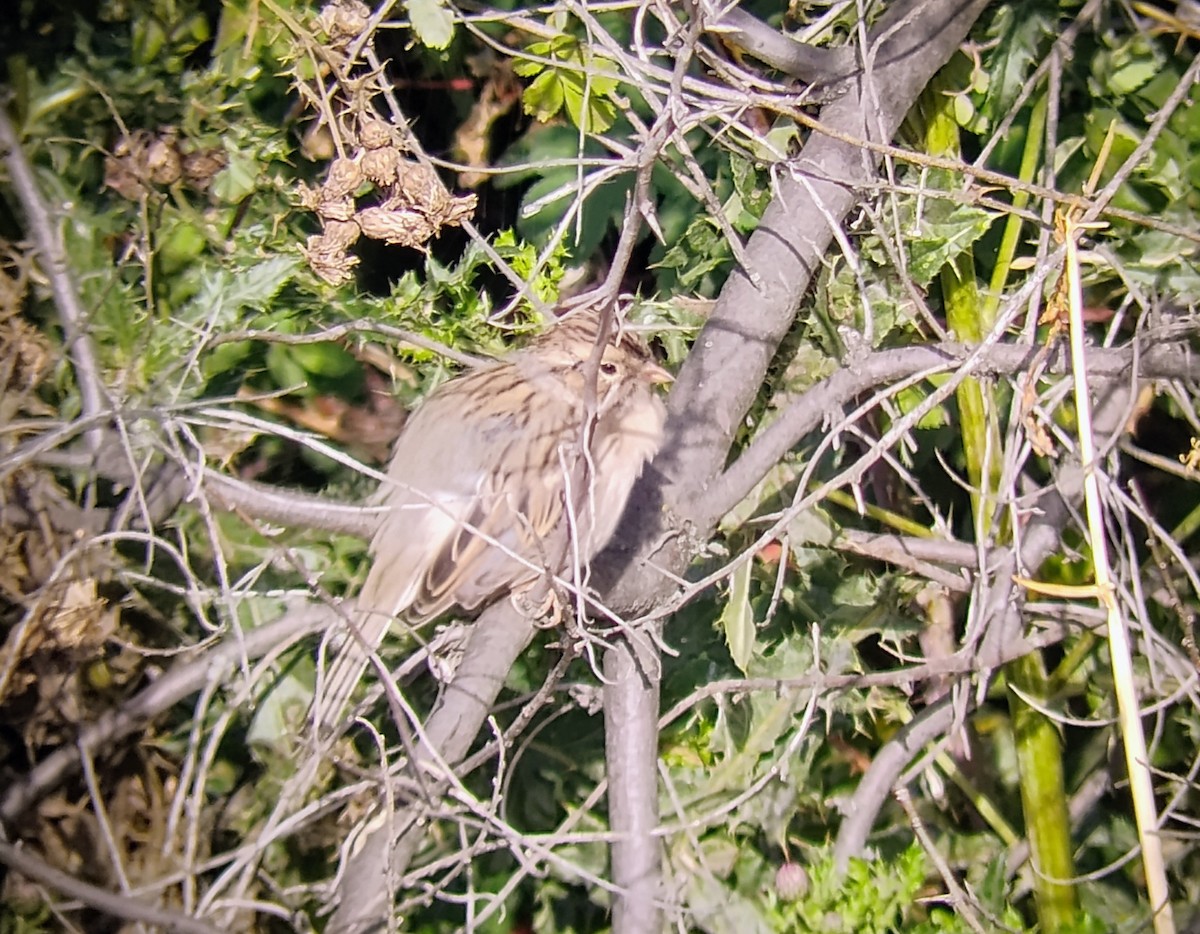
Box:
<box><xmin>707</xmin><ymin>6</ymin><xmax>856</xmax><ymax>86</ymax></box>
<box><xmin>23</xmin><ymin>338</ymin><xmax>1194</xmax><ymax>544</ymax></box>
<box><xmin>598</xmin><ymin>0</ymin><xmax>993</xmax><ymax>929</ymax></box>
<box><xmin>326</xmin><ymin>596</ymin><xmax>540</xmax><ymax>934</ymax></box>
<box><xmin>709</xmin><ymin>337</ymin><xmax>1196</xmax><ymax>522</ymax></box>
<box><xmin>601</xmin><ymin>0</ymin><xmax>1000</xmax><ymax>617</ymax></box>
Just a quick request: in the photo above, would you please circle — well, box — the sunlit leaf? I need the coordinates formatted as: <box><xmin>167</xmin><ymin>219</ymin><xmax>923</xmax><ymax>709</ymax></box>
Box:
<box><xmin>719</xmin><ymin>559</ymin><xmax>756</xmax><ymax>675</ymax></box>
<box><xmin>407</xmin><ymin>0</ymin><xmax>455</xmax><ymax>49</ymax></box>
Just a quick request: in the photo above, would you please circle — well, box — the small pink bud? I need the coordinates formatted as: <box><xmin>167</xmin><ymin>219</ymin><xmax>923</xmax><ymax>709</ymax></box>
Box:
<box><xmin>774</xmin><ymin>861</ymin><xmax>809</xmax><ymax>901</ymax></box>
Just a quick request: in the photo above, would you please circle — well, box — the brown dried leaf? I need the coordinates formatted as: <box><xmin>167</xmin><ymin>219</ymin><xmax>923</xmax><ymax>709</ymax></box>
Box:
<box><xmin>453</xmin><ymin>59</ymin><xmax>520</xmax><ymax>188</ymax></box>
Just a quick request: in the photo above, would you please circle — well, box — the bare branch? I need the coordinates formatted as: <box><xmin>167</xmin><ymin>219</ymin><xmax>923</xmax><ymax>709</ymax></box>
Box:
<box><xmin>326</xmin><ymin>596</ymin><xmax>540</xmax><ymax>933</ymax></box>
<box><xmin>0</xmin><ymin>104</ymin><xmax>108</xmax><ymax>449</ymax></box>
<box><xmin>832</xmin><ymin>376</ymin><xmax>1138</xmax><ymax>864</ymax></box>
<box><xmin>0</xmin><ymin>603</ymin><xmax>330</xmax><ymax>823</ymax></box>
<box><xmin>598</xmin><ymin>0</ymin><xmax>993</xmax><ymax>927</ymax></box>
<box><xmin>0</xmin><ymin>838</ymin><xmax>220</xmax><ymax>934</ymax></box>
<box><xmin>710</xmin><ymin>337</ymin><xmax>1199</xmax><ymax>522</ymax></box>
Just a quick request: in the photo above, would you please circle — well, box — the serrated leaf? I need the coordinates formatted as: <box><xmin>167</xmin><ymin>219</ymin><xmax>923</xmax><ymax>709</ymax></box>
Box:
<box><xmin>512</xmin><ymin>58</ymin><xmax>543</xmax><ymax>78</ymax></box>
<box><xmin>907</xmin><ymin>202</ymin><xmax>995</xmax><ymax>287</ymax></box>
<box><xmin>182</xmin><ymin>255</ymin><xmax>299</xmax><ymax>330</ymax></box>
<box><xmin>719</xmin><ymin>560</ymin><xmax>756</xmax><ymax>675</ymax></box>
<box><xmin>558</xmin><ymin>72</ymin><xmax>617</xmax><ymax>132</ymax></box>
<box><xmin>729</xmin><ymin>155</ymin><xmax>768</xmax><ymax>212</ymax></box>
<box><xmin>523</xmin><ymin>70</ymin><xmax>565</xmax><ymax>123</ymax></box>
<box><xmin>407</xmin><ymin>0</ymin><xmax>455</xmax><ymax>49</ymax></box>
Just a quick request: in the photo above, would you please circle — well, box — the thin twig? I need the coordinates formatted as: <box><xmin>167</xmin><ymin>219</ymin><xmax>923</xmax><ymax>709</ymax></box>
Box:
<box><xmin>1058</xmin><ymin>213</ymin><xmax>1174</xmax><ymax>933</ymax></box>
<box><xmin>0</xmin><ymin>104</ymin><xmax>108</xmax><ymax>449</ymax></box>
<box><xmin>0</xmin><ymin>838</ymin><xmax>220</xmax><ymax>934</ymax></box>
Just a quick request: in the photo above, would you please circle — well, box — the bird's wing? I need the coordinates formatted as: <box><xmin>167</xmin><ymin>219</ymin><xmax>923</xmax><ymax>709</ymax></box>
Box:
<box><xmin>314</xmin><ymin>387</ymin><xmax>494</xmax><ymax>732</ymax></box>
<box><xmin>411</xmin><ymin>456</ymin><xmax>567</xmax><ymax>617</ymax></box>
<box><xmin>314</xmin><ymin>349</ymin><xmax>624</xmax><ymax>733</ymax></box>
<box><xmin>314</xmin><ymin>481</ymin><xmax>480</xmax><ymax>731</ymax></box>
<box><xmin>402</xmin><ymin>358</ymin><xmax>585</xmax><ymax>616</ymax></box>
<box><xmin>315</xmin><ymin>365</ymin><xmax>576</xmax><ymax>732</ymax></box>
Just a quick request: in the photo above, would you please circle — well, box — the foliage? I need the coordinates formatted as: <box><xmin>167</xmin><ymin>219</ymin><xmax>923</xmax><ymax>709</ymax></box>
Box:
<box><xmin>515</xmin><ymin>34</ymin><xmax>621</xmax><ymax>133</ymax></box>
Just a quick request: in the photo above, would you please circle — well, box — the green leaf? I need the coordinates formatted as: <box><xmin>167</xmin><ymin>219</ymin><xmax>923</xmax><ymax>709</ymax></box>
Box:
<box><xmin>896</xmin><ymin>382</ymin><xmax>952</xmax><ymax>430</ymax></box>
<box><xmin>654</xmin><ymin>217</ymin><xmax>732</xmax><ymax>291</ymax></box>
<box><xmin>523</xmin><ymin>70</ymin><xmax>566</xmax><ymax>123</ymax></box>
<box><xmin>247</xmin><ymin>665</ymin><xmax>312</xmax><ymax>752</ymax></box>
<box><xmin>406</xmin><ymin>0</ymin><xmax>455</xmax><ymax>50</ymax></box>
<box><xmin>210</xmin><ymin>144</ymin><xmax>259</xmax><ymax>203</ymax></box>
<box><xmin>559</xmin><ymin>72</ymin><xmax>617</xmax><ymax>133</ymax></box>
<box><xmin>265</xmin><ymin>342</ymin><xmax>308</xmax><ymax>390</ymax></box>
<box><xmin>1107</xmin><ymin>57</ymin><xmax>1157</xmax><ymax>96</ymax></box>
<box><xmin>288</xmin><ymin>341</ymin><xmax>358</xmax><ymax>378</ymax></box>
<box><xmin>517</xmin><ymin>37</ymin><xmax>621</xmax><ymax>132</ymax></box>
<box><xmin>182</xmin><ymin>255</ymin><xmax>300</xmax><ymax>330</ymax></box>
<box><xmin>719</xmin><ymin>560</ymin><xmax>756</xmax><ymax>675</ymax></box>
<box><xmin>907</xmin><ymin>199</ymin><xmax>995</xmax><ymax>287</ymax></box>
<box><xmin>512</xmin><ymin>57</ymin><xmax>543</xmax><ymax>78</ymax></box>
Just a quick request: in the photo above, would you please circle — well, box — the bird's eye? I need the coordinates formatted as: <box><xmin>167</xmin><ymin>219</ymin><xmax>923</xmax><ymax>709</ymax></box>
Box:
<box><xmin>600</xmin><ymin>362</ymin><xmax>619</xmax><ymax>376</ymax></box>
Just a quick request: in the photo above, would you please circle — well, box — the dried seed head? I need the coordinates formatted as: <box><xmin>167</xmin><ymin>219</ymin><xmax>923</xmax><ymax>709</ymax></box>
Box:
<box><xmin>323</xmin><ymin>157</ymin><xmax>364</xmax><ymax>200</ymax></box>
<box><xmin>439</xmin><ymin>192</ymin><xmax>478</xmax><ymax>227</ymax></box>
<box><xmin>296</xmin><ymin>181</ymin><xmax>323</xmax><ymax>212</ymax></box>
<box><xmin>393</xmin><ymin>160</ymin><xmax>442</xmax><ymax>208</ymax></box>
<box><xmin>322</xmin><ymin>218</ymin><xmax>362</xmax><ymax>250</ymax></box>
<box><xmin>358</xmin><ymin>119</ymin><xmax>392</xmax><ymax>151</ymax></box>
<box><xmin>181</xmin><ymin>148</ymin><xmax>228</xmax><ymax>188</ymax></box>
<box><xmin>303</xmin><ymin>234</ymin><xmax>359</xmax><ymax>285</ymax></box>
<box><xmin>317</xmin><ymin>196</ymin><xmax>356</xmax><ymax>222</ymax></box>
<box><xmin>145</xmin><ymin>137</ymin><xmax>182</xmax><ymax>185</ymax></box>
<box><xmin>318</xmin><ymin>0</ymin><xmax>370</xmax><ymax>42</ymax></box>
<box><xmin>356</xmin><ymin>206</ymin><xmax>437</xmax><ymax>248</ymax></box>
<box><xmin>360</xmin><ymin>147</ymin><xmax>400</xmax><ymax>187</ymax></box>
<box><xmin>103</xmin><ymin>130</ymin><xmax>155</xmax><ymax>199</ymax></box>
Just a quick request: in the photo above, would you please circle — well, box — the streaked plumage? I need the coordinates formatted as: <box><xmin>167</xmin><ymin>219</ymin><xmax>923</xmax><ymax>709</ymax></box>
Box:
<box><xmin>315</xmin><ymin>313</ymin><xmax>670</xmax><ymax>730</ymax></box>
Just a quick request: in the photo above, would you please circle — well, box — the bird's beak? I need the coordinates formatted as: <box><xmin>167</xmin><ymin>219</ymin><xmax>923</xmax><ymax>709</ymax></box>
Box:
<box><xmin>644</xmin><ymin>361</ymin><xmax>674</xmax><ymax>385</ymax></box>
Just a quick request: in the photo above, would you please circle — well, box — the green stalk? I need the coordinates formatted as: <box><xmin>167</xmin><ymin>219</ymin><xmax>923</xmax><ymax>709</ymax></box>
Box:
<box><xmin>917</xmin><ymin>78</ymin><xmax>1003</xmax><ymax>536</ymax></box>
<box><xmin>1007</xmin><ymin>653</ymin><xmax>1080</xmax><ymax>930</ymax></box>
<box><xmin>935</xmin><ymin>751</ymin><xmax>1020</xmax><ymax>846</ymax></box>
<box><xmin>983</xmin><ymin>93</ymin><xmax>1048</xmax><ymax>325</ymax></box>
<box><xmin>824</xmin><ymin>489</ymin><xmax>935</xmax><ymax>538</ymax></box>
<box><xmin>916</xmin><ymin>77</ymin><xmax>1079</xmax><ymax>929</ymax></box>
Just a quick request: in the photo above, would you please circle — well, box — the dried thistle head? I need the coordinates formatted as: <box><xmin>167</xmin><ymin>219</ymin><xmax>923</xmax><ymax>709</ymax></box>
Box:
<box><xmin>318</xmin><ymin>0</ymin><xmax>371</xmax><ymax>46</ymax></box>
